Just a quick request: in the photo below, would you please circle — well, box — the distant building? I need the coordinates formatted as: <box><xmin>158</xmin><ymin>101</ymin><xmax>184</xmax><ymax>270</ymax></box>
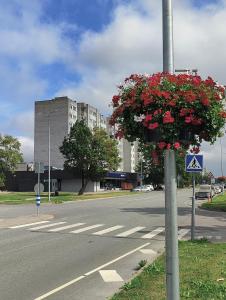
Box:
<box><xmin>77</xmin><ymin>102</ymin><xmax>107</xmax><ymax>130</ymax></box>
<box><xmin>105</xmin><ymin>117</ymin><xmax>139</xmax><ymax>173</ymax></box>
<box><xmin>34</xmin><ymin>96</ymin><xmax>77</xmax><ymax>169</ymax></box>
<box><xmin>34</xmin><ymin>97</ymin><xmax>107</xmax><ymax>169</ymax></box>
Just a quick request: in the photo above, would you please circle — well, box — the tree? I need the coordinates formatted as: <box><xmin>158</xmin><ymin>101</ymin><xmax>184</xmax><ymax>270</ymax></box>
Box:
<box><xmin>0</xmin><ymin>135</ymin><xmax>23</xmax><ymax>188</ymax></box>
<box><xmin>60</xmin><ymin>120</ymin><xmax>121</xmax><ymax>195</ymax></box>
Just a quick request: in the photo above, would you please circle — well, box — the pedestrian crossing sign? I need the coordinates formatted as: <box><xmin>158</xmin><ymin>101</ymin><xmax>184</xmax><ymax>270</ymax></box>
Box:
<box><xmin>185</xmin><ymin>154</ymin><xmax>203</xmax><ymax>172</ymax></box>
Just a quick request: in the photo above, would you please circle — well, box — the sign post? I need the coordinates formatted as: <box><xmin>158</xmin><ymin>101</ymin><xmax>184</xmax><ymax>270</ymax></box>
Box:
<box><xmin>185</xmin><ymin>154</ymin><xmax>203</xmax><ymax>240</ymax></box>
<box><xmin>34</xmin><ymin>162</ymin><xmax>44</xmax><ymax>216</ymax></box>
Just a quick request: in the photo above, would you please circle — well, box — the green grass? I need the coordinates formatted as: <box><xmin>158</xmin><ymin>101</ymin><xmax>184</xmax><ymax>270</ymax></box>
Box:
<box><xmin>201</xmin><ymin>192</ymin><xmax>226</xmax><ymax>212</ymax></box>
<box><xmin>0</xmin><ymin>190</ymin><xmax>136</xmax><ymax>205</ymax></box>
<box><xmin>111</xmin><ymin>240</ymin><xmax>226</xmax><ymax>300</ymax></box>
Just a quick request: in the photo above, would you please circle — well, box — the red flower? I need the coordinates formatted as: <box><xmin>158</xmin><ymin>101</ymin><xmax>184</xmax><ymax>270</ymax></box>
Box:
<box><xmin>158</xmin><ymin>142</ymin><xmax>166</xmax><ymax>149</ymax></box>
<box><xmin>145</xmin><ymin>114</ymin><xmax>153</xmax><ymax>122</ymax></box>
<box><xmin>115</xmin><ymin>130</ymin><xmax>124</xmax><ymax>139</ymax></box>
<box><xmin>166</xmin><ymin>143</ymin><xmax>171</xmax><ymax>150</ymax></box>
<box><xmin>163</xmin><ymin>111</ymin><xmax>175</xmax><ymax>123</ymax></box>
<box><xmin>201</xmin><ymin>98</ymin><xmax>210</xmax><ymax>106</ymax></box>
<box><xmin>185</xmin><ymin>116</ymin><xmax>192</xmax><ymax>123</ymax></box>
<box><xmin>185</xmin><ymin>91</ymin><xmax>196</xmax><ymax>103</ymax></box>
<box><xmin>191</xmin><ymin>118</ymin><xmax>202</xmax><ymax>125</ymax></box>
<box><xmin>190</xmin><ymin>146</ymin><xmax>200</xmax><ymax>154</ymax></box>
<box><xmin>168</xmin><ymin>100</ymin><xmax>176</xmax><ymax>106</ymax></box>
<box><xmin>149</xmin><ymin>122</ymin><xmax>159</xmax><ymax>130</ymax></box>
<box><xmin>174</xmin><ymin>142</ymin><xmax>181</xmax><ymax>149</ymax></box>
<box><xmin>219</xmin><ymin>111</ymin><xmax>226</xmax><ymax>118</ymax></box>
<box><xmin>112</xmin><ymin>95</ymin><xmax>120</xmax><ymax>106</ymax></box>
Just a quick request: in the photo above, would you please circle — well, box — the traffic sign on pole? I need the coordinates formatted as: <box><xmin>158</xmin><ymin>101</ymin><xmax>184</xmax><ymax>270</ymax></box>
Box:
<box><xmin>186</xmin><ymin>155</ymin><xmax>203</xmax><ymax>172</ymax></box>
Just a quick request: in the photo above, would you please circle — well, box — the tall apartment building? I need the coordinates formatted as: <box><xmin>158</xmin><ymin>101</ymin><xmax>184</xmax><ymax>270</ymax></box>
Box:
<box><xmin>34</xmin><ymin>96</ymin><xmax>77</xmax><ymax>169</ymax></box>
<box><xmin>77</xmin><ymin>103</ymin><xmax>107</xmax><ymax>130</ymax></box>
<box><xmin>34</xmin><ymin>97</ymin><xmax>107</xmax><ymax>169</ymax></box>
<box><xmin>106</xmin><ymin>117</ymin><xmax>139</xmax><ymax>173</ymax></box>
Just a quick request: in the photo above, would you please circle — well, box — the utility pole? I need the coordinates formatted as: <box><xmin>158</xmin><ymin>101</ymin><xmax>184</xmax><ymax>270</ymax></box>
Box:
<box><xmin>162</xmin><ymin>1</ymin><xmax>180</xmax><ymax>300</ymax></box>
<box><xmin>48</xmin><ymin>117</ymin><xmax>51</xmax><ymax>202</ymax></box>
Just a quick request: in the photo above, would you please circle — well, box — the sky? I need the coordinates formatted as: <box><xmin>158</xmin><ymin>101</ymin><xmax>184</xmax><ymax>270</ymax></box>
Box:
<box><xmin>0</xmin><ymin>0</ymin><xmax>226</xmax><ymax>176</ymax></box>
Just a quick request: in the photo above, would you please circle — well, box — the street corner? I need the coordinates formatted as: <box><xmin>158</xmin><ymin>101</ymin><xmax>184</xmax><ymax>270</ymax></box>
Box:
<box><xmin>0</xmin><ymin>214</ymin><xmax>55</xmax><ymax>229</ymax></box>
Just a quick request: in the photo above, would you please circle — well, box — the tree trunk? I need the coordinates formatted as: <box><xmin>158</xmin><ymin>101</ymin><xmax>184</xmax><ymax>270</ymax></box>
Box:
<box><xmin>78</xmin><ymin>175</ymin><xmax>89</xmax><ymax>195</ymax></box>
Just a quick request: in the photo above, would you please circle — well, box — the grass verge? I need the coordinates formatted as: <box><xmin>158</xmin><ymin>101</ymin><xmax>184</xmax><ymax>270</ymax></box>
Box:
<box><xmin>201</xmin><ymin>192</ymin><xmax>226</xmax><ymax>212</ymax></box>
<box><xmin>0</xmin><ymin>190</ymin><xmax>137</xmax><ymax>205</ymax></box>
<box><xmin>111</xmin><ymin>240</ymin><xmax>226</xmax><ymax>300</ymax></box>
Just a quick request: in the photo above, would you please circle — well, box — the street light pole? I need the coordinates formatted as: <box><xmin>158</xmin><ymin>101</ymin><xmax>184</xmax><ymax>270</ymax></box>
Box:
<box><xmin>162</xmin><ymin>1</ymin><xmax>180</xmax><ymax>300</ymax></box>
<box><xmin>48</xmin><ymin>116</ymin><xmax>51</xmax><ymax>202</ymax></box>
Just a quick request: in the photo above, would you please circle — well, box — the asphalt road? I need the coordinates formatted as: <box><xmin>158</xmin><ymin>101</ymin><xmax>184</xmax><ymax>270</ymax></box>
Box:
<box><xmin>0</xmin><ymin>189</ymin><xmax>224</xmax><ymax>300</ymax></box>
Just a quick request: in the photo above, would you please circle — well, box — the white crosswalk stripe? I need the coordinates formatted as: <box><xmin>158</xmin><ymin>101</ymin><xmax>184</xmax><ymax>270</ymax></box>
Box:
<box><xmin>141</xmin><ymin>227</ymin><xmax>165</xmax><ymax>239</ymax></box>
<box><xmin>29</xmin><ymin>222</ymin><xmax>67</xmax><ymax>231</ymax></box>
<box><xmin>9</xmin><ymin>221</ymin><xmax>50</xmax><ymax>229</ymax></box>
<box><xmin>70</xmin><ymin>224</ymin><xmax>104</xmax><ymax>234</ymax></box>
<box><xmin>178</xmin><ymin>229</ymin><xmax>190</xmax><ymax>240</ymax></box>
<box><xmin>93</xmin><ymin>225</ymin><xmax>124</xmax><ymax>235</ymax></box>
<box><xmin>48</xmin><ymin>223</ymin><xmax>86</xmax><ymax>232</ymax></box>
<box><xmin>116</xmin><ymin>226</ymin><xmax>146</xmax><ymax>237</ymax></box>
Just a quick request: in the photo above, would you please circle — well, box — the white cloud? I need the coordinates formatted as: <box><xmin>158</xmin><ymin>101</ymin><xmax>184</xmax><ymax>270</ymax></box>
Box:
<box><xmin>18</xmin><ymin>136</ymin><xmax>34</xmax><ymax>162</ymax></box>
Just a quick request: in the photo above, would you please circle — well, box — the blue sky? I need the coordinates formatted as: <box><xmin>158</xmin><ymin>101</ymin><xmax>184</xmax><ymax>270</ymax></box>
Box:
<box><xmin>0</xmin><ymin>0</ymin><xmax>226</xmax><ymax>176</ymax></box>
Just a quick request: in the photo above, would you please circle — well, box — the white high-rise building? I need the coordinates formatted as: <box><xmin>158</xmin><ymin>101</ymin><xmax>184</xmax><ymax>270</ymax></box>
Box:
<box><xmin>106</xmin><ymin>117</ymin><xmax>139</xmax><ymax>173</ymax></box>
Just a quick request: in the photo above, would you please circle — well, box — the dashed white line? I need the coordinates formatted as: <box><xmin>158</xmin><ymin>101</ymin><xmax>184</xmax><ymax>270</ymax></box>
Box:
<box><xmin>34</xmin><ymin>242</ymin><xmax>150</xmax><ymax>300</ymax></box>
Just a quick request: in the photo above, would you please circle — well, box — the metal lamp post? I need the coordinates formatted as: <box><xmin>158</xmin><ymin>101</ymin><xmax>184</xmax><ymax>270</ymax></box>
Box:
<box><xmin>162</xmin><ymin>1</ymin><xmax>180</xmax><ymax>300</ymax></box>
<box><xmin>48</xmin><ymin>117</ymin><xmax>51</xmax><ymax>202</ymax></box>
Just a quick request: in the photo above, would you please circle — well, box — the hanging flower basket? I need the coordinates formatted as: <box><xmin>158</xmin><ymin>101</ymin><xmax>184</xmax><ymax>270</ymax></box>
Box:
<box><xmin>109</xmin><ymin>72</ymin><xmax>226</xmax><ymax>152</ymax></box>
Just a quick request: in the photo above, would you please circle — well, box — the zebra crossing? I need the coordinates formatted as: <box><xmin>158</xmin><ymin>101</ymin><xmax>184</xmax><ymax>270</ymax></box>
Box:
<box><xmin>8</xmin><ymin>220</ymin><xmax>191</xmax><ymax>240</ymax></box>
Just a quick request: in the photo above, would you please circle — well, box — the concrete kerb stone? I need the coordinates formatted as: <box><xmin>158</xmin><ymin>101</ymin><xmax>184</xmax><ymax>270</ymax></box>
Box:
<box><xmin>0</xmin><ymin>214</ymin><xmax>54</xmax><ymax>229</ymax></box>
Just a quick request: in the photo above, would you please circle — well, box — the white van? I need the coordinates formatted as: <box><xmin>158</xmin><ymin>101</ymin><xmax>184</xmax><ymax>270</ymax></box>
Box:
<box><xmin>195</xmin><ymin>184</ymin><xmax>214</xmax><ymax>199</ymax></box>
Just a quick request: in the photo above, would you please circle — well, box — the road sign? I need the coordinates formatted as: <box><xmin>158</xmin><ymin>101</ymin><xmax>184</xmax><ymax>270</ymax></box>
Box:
<box><xmin>186</xmin><ymin>154</ymin><xmax>203</xmax><ymax>172</ymax></box>
<box><xmin>34</xmin><ymin>183</ymin><xmax>44</xmax><ymax>194</ymax></box>
<box><xmin>34</xmin><ymin>162</ymin><xmax>44</xmax><ymax>174</ymax></box>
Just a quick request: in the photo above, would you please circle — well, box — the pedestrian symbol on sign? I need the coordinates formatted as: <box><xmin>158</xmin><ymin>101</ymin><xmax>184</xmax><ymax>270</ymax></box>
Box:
<box><xmin>188</xmin><ymin>157</ymin><xmax>202</xmax><ymax>170</ymax></box>
<box><xmin>186</xmin><ymin>154</ymin><xmax>203</xmax><ymax>172</ymax></box>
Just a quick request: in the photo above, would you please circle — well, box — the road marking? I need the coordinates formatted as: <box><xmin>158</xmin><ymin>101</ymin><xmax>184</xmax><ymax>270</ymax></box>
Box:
<box><xmin>178</xmin><ymin>229</ymin><xmax>190</xmax><ymax>240</ymax></box>
<box><xmin>141</xmin><ymin>227</ymin><xmax>165</xmax><ymax>239</ymax></box>
<box><xmin>9</xmin><ymin>221</ymin><xmax>49</xmax><ymax>229</ymax></box>
<box><xmin>70</xmin><ymin>224</ymin><xmax>104</xmax><ymax>233</ymax></box>
<box><xmin>34</xmin><ymin>242</ymin><xmax>150</xmax><ymax>300</ymax></box>
<box><xmin>139</xmin><ymin>249</ymin><xmax>157</xmax><ymax>255</ymax></box>
<box><xmin>99</xmin><ymin>270</ymin><xmax>123</xmax><ymax>282</ymax></box>
<box><xmin>34</xmin><ymin>276</ymin><xmax>85</xmax><ymax>300</ymax></box>
<box><xmin>29</xmin><ymin>222</ymin><xmax>66</xmax><ymax>230</ymax></box>
<box><xmin>116</xmin><ymin>226</ymin><xmax>146</xmax><ymax>237</ymax></box>
<box><xmin>92</xmin><ymin>225</ymin><xmax>124</xmax><ymax>235</ymax></box>
<box><xmin>48</xmin><ymin>223</ymin><xmax>85</xmax><ymax>232</ymax></box>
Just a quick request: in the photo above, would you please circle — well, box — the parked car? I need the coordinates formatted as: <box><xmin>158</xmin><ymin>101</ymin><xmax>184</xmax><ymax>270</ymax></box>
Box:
<box><xmin>132</xmin><ymin>185</ymin><xmax>153</xmax><ymax>192</ymax></box>
<box><xmin>195</xmin><ymin>184</ymin><xmax>214</xmax><ymax>199</ymax></box>
<box><xmin>145</xmin><ymin>184</ymin><xmax>154</xmax><ymax>191</ymax></box>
